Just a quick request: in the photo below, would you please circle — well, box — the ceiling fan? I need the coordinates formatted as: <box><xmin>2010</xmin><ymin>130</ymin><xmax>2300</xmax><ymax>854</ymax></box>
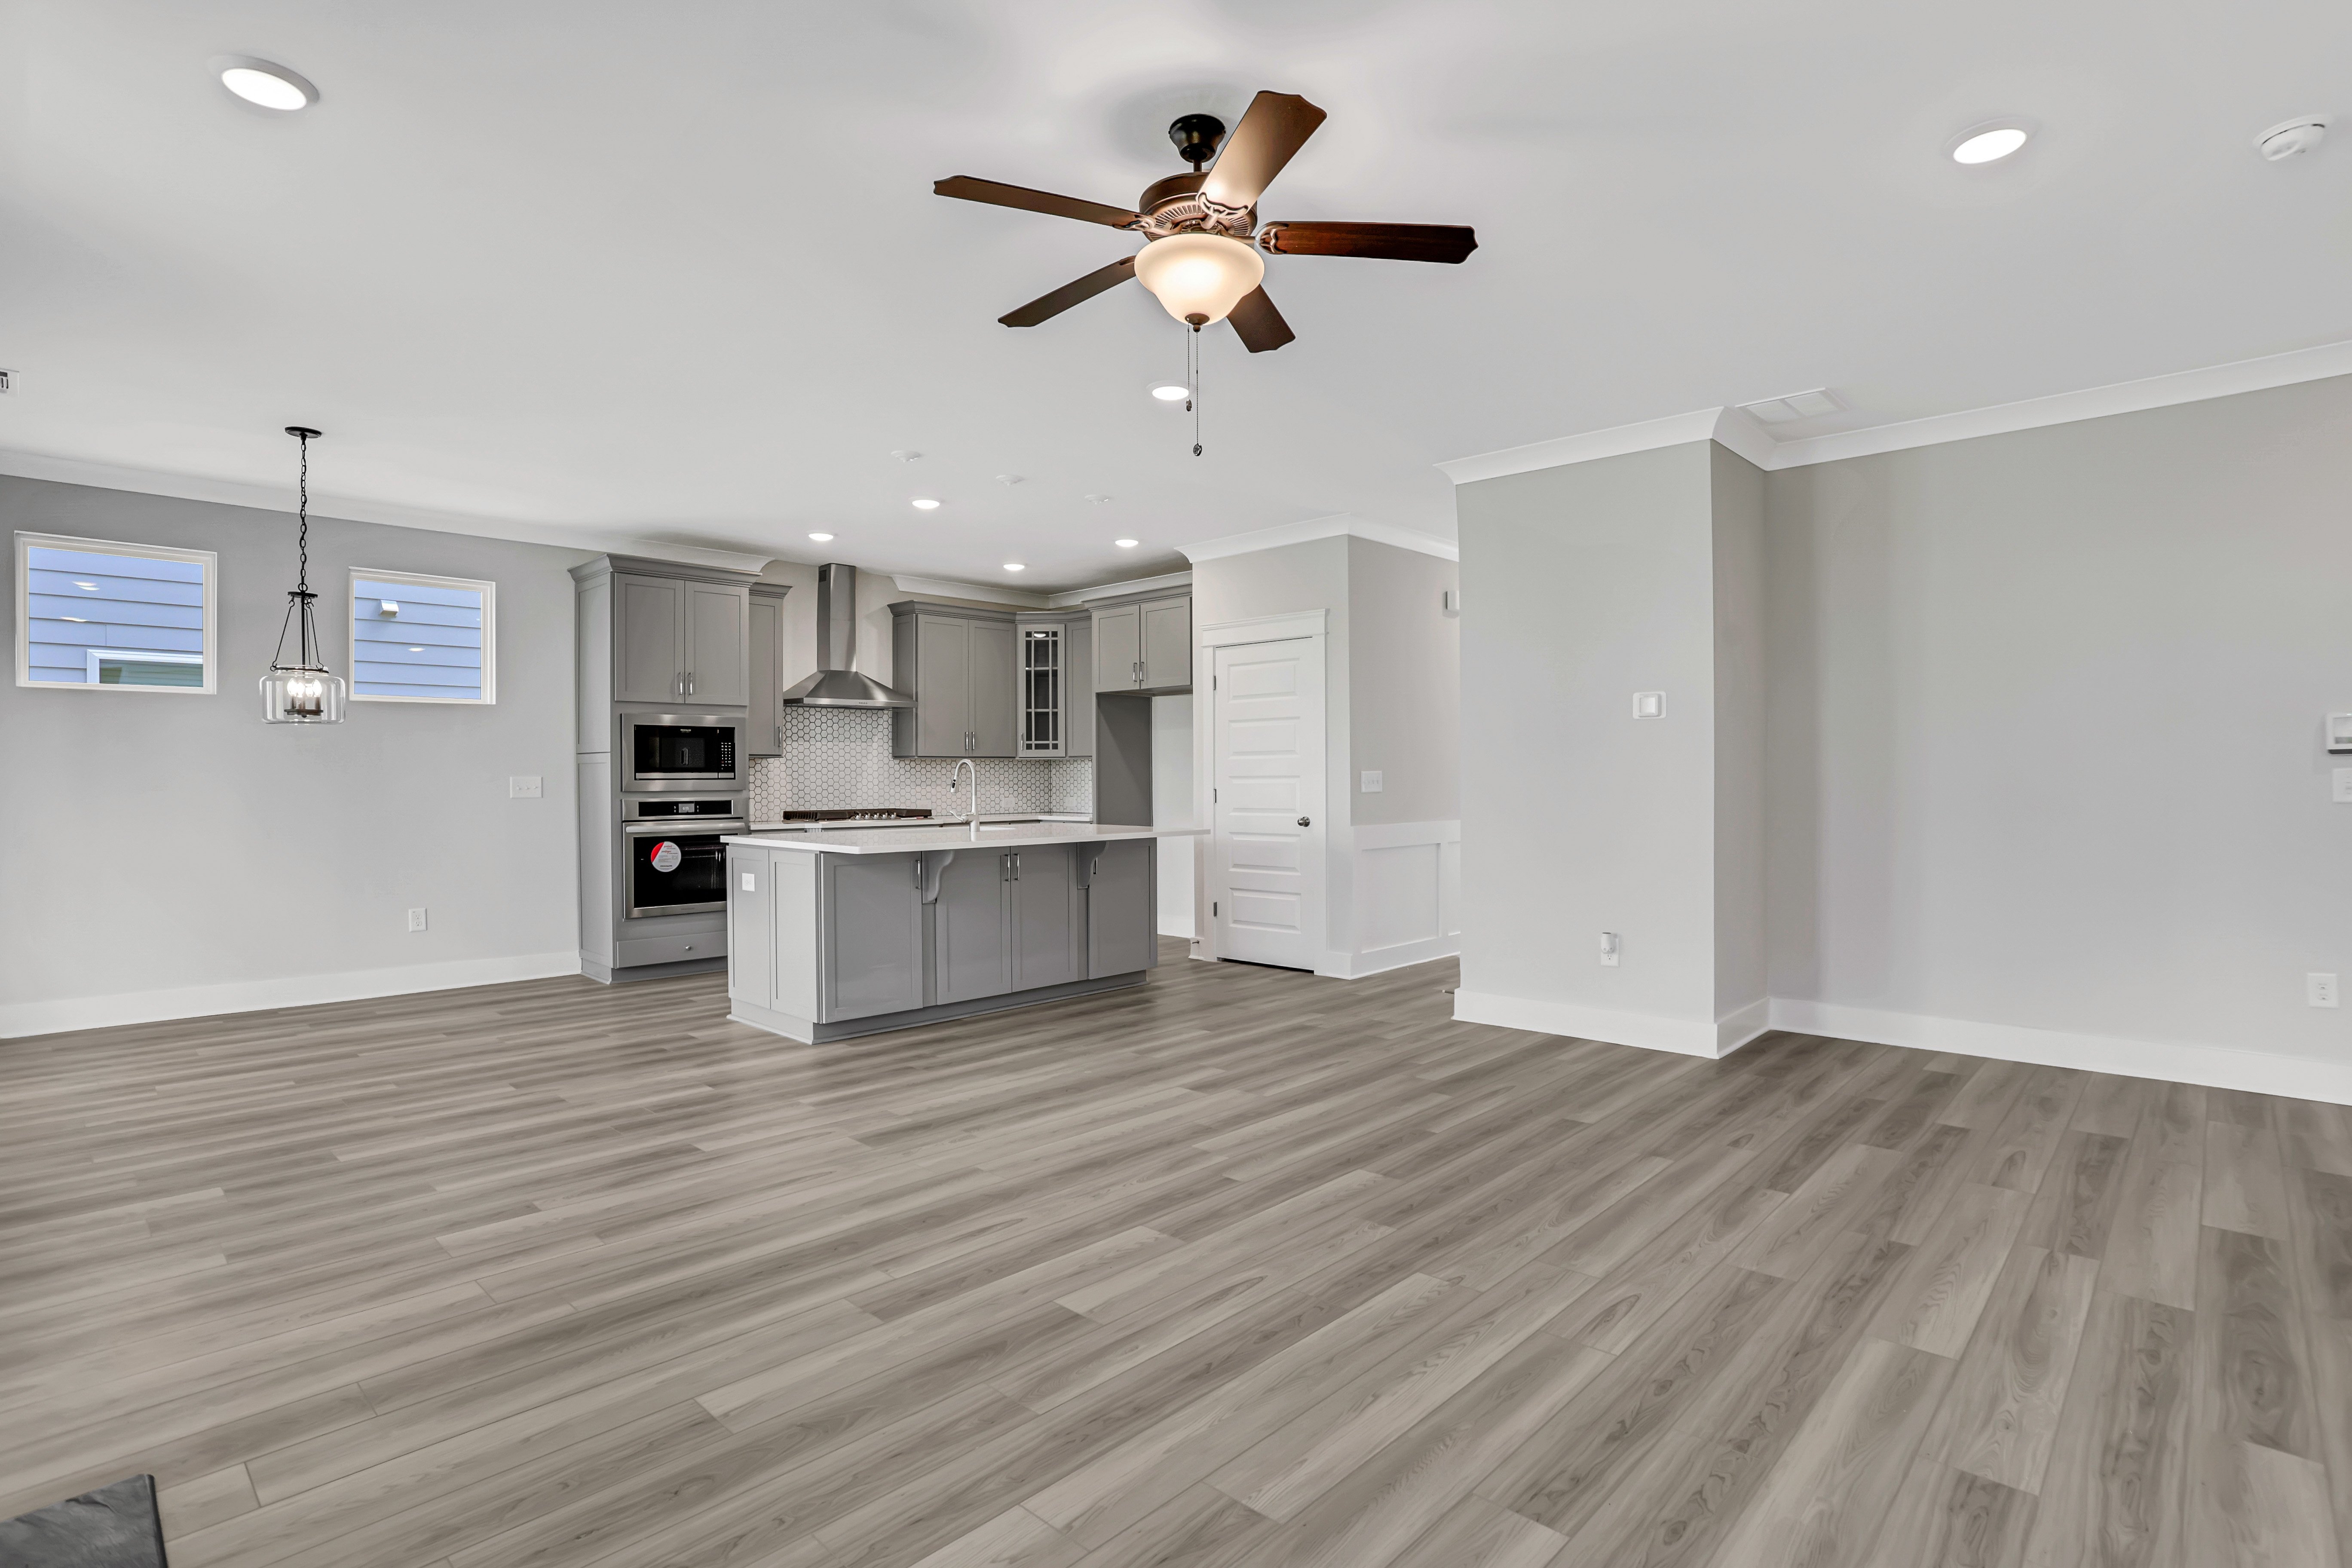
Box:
<box><xmin>934</xmin><ymin>91</ymin><xmax>1476</xmax><ymax>353</ymax></box>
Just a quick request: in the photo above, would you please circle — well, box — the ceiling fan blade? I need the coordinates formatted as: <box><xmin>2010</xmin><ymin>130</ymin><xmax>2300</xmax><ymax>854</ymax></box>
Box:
<box><xmin>1227</xmin><ymin>286</ymin><xmax>1294</xmax><ymax>354</ymax></box>
<box><xmin>1201</xmin><ymin>92</ymin><xmax>1327</xmax><ymax>208</ymax></box>
<box><xmin>999</xmin><ymin>257</ymin><xmax>1137</xmax><ymax>328</ymax></box>
<box><xmin>1257</xmin><ymin>221</ymin><xmax>1478</xmax><ymax>263</ymax></box>
<box><xmin>934</xmin><ymin>176</ymin><xmax>1142</xmax><ymax>230</ymax></box>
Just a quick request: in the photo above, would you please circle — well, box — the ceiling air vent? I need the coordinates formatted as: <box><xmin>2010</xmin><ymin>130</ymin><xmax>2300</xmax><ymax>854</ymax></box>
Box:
<box><xmin>1738</xmin><ymin>388</ymin><xmax>1843</xmax><ymax>426</ymax></box>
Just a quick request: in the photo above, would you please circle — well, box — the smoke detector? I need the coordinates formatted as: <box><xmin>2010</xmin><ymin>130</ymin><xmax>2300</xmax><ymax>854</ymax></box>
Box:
<box><xmin>2256</xmin><ymin>117</ymin><xmax>2328</xmax><ymax>161</ymax></box>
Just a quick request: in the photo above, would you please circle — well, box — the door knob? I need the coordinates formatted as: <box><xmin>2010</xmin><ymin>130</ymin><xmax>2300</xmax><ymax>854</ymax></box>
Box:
<box><xmin>1297</xmin><ymin>816</ymin><xmax>1311</xmax><ymax>827</ymax></box>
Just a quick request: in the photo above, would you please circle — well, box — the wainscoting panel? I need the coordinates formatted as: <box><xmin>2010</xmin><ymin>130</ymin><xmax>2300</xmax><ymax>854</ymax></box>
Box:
<box><xmin>1323</xmin><ymin>820</ymin><xmax>1461</xmax><ymax>979</ymax></box>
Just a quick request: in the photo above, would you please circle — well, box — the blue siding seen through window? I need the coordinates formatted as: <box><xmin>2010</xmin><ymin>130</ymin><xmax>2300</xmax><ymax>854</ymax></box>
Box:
<box><xmin>26</xmin><ymin>546</ymin><xmax>207</xmax><ymax>686</ymax></box>
<box><xmin>354</xmin><ymin>577</ymin><xmax>484</xmax><ymax>699</ymax></box>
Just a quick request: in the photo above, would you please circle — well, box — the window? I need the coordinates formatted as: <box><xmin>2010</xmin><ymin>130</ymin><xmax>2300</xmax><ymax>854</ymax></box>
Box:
<box><xmin>349</xmin><ymin>568</ymin><xmax>495</xmax><ymax>703</ymax></box>
<box><xmin>15</xmin><ymin>532</ymin><xmax>217</xmax><ymax>693</ymax></box>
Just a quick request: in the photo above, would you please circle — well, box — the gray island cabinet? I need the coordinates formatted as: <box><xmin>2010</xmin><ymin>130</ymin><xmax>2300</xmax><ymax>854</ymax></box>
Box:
<box><xmin>722</xmin><ymin>823</ymin><xmax>1195</xmax><ymax>1042</ymax></box>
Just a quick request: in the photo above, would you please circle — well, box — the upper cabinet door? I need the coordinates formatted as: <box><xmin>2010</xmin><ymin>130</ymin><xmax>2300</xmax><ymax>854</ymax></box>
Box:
<box><xmin>1141</xmin><ymin>596</ymin><xmax>1191</xmax><ymax>691</ymax></box>
<box><xmin>1064</xmin><ymin>617</ymin><xmax>1095</xmax><ymax>758</ymax></box>
<box><xmin>968</xmin><ymin>619</ymin><xmax>1018</xmax><ymax>757</ymax></box>
<box><xmin>747</xmin><ymin>594</ymin><xmax>783</xmax><ymax>755</ymax></box>
<box><xmin>1094</xmin><ymin>603</ymin><xmax>1140</xmax><ymax>691</ymax></box>
<box><xmin>913</xmin><ymin>615</ymin><xmax>971</xmax><ymax>757</ymax></box>
<box><xmin>613</xmin><ymin>574</ymin><xmax>686</xmax><ymax>703</ymax></box>
<box><xmin>685</xmin><ymin>583</ymin><xmax>750</xmax><ymax>707</ymax></box>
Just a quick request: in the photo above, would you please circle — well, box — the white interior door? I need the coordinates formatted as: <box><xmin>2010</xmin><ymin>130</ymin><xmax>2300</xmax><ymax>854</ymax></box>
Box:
<box><xmin>1211</xmin><ymin>636</ymin><xmax>1325</xmax><ymax>969</ymax></box>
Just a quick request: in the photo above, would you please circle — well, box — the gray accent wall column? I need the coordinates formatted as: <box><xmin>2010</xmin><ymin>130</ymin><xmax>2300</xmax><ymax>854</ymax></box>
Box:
<box><xmin>1453</xmin><ymin>438</ymin><xmax>1769</xmax><ymax>1056</ymax></box>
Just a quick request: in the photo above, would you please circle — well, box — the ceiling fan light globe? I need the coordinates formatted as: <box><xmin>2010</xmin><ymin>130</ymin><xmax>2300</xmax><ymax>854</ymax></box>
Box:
<box><xmin>1133</xmin><ymin>233</ymin><xmax>1264</xmax><ymax>326</ymax></box>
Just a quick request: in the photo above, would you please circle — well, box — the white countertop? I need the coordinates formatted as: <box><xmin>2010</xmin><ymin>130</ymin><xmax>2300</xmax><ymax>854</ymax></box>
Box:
<box><xmin>726</xmin><ymin>821</ymin><xmax>1204</xmax><ymax>854</ymax></box>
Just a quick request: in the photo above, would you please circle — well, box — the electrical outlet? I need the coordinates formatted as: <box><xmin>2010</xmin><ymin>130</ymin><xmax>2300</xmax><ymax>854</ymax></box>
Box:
<box><xmin>1361</xmin><ymin>770</ymin><xmax>1384</xmax><ymax>793</ymax></box>
<box><xmin>2334</xmin><ymin>769</ymin><xmax>2352</xmax><ymax>803</ymax></box>
<box><xmin>509</xmin><ymin>775</ymin><xmax>543</xmax><ymax>799</ymax></box>
<box><xmin>1599</xmin><ymin>931</ymin><xmax>1621</xmax><ymax>967</ymax></box>
<box><xmin>407</xmin><ymin>908</ymin><xmax>428</xmax><ymax>933</ymax></box>
<box><xmin>2310</xmin><ymin>973</ymin><xmax>2340</xmax><ymax>1008</ymax></box>
<box><xmin>1632</xmin><ymin>692</ymin><xmax>1664</xmax><ymax>719</ymax></box>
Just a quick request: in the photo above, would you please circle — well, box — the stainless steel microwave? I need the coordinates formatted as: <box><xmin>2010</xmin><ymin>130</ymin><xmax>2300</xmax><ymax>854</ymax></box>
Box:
<box><xmin>618</xmin><ymin>713</ymin><xmax>745</xmax><ymax>793</ymax></box>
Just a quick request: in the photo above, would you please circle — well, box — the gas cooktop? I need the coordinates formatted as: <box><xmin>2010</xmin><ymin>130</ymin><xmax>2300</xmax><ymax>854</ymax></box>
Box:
<box><xmin>767</xmin><ymin>808</ymin><xmax>935</xmax><ymax>822</ymax></box>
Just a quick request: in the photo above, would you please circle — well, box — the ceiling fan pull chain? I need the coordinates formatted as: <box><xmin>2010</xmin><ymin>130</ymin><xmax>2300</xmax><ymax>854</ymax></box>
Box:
<box><xmin>1191</xmin><ymin>323</ymin><xmax>1203</xmax><ymax>457</ymax></box>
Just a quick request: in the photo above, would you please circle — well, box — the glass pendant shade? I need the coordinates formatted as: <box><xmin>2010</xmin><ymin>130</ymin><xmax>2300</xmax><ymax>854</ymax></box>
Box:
<box><xmin>1133</xmin><ymin>233</ymin><xmax>1265</xmax><ymax>325</ymax></box>
<box><xmin>260</xmin><ymin>664</ymin><xmax>346</xmax><ymax>723</ymax></box>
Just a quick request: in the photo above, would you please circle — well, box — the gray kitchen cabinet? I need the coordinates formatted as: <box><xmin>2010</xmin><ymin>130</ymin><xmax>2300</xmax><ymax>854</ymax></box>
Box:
<box><xmin>1092</xmin><ymin>593</ymin><xmax>1191</xmax><ymax>693</ymax></box>
<box><xmin>891</xmin><ymin>604</ymin><xmax>1019</xmax><ymax>758</ymax></box>
<box><xmin>970</xmin><ymin>619</ymin><xmax>1018</xmax><ymax>756</ymax></box>
<box><xmin>1016</xmin><ymin>615</ymin><xmax>1093</xmax><ymax>758</ymax></box>
<box><xmin>1094</xmin><ymin>603</ymin><xmax>1140</xmax><ymax>693</ymax></box>
<box><xmin>614</xmin><ymin>574</ymin><xmax>686</xmax><ymax>703</ymax></box>
<box><xmin>1012</xmin><ymin>844</ymin><xmax>1085</xmax><ymax>990</ymax></box>
<box><xmin>728</xmin><ymin>848</ymin><xmax>774</xmax><ymax>1009</ymax></box>
<box><xmin>747</xmin><ymin>586</ymin><xmax>787</xmax><ymax>756</ymax></box>
<box><xmin>932</xmin><ymin>848</ymin><xmax>1010</xmax><ymax>1004</ymax></box>
<box><xmin>1084</xmin><ymin>839</ymin><xmax>1156</xmax><ymax>977</ymax></box>
<box><xmin>1141</xmin><ymin>596</ymin><xmax>1191</xmax><ymax>690</ymax></box>
<box><xmin>687</xmin><ymin>582</ymin><xmax>750</xmax><ymax>706</ymax></box>
<box><xmin>822</xmin><ymin>854</ymin><xmax>925</xmax><ymax>1019</ymax></box>
<box><xmin>610</xmin><ymin>571</ymin><xmax>751</xmax><ymax>706</ymax></box>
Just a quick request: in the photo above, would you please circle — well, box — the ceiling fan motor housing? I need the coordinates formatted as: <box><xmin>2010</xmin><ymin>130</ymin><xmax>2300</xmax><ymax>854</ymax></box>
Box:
<box><xmin>1135</xmin><ymin>172</ymin><xmax>1255</xmax><ymax>240</ymax></box>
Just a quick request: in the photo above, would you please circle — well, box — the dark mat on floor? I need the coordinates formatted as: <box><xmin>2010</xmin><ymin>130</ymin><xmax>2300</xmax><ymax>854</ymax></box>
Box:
<box><xmin>0</xmin><ymin>1476</ymin><xmax>166</xmax><ymax>1567</ymax></box>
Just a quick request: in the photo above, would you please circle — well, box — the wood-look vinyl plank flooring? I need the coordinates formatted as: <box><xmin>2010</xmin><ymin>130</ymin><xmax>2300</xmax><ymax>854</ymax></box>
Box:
<box><xmin>3</xmin><ymin>940</ymin><xmax>2347</xmax><ymax>1567</ymax></box>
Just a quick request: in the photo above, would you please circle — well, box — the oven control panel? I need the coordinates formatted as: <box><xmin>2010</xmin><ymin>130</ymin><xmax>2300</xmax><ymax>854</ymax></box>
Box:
<box><xmin>631</xmin><ymin>798</ymin><xmax>742</xmax><ymax>819</ymax></box>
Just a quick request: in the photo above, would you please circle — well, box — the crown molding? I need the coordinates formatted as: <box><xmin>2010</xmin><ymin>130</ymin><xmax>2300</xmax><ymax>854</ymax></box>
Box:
<box><xmin>1179</xmin><ymin>514</ymin><xmax>1458</xmax><ymax>564</ymax></box>
<box><xmin>1046</xmin><ymin>569</ymin><xmax>1193</xmax><ymax>607</ymax></box>
<box><xmin>0</xmin><ymin>447</ymin><xmax>775</xmax><ymax>573</ymax></box>
<box><xmin>1438</xmin><ymin>336</ymin><xmax>2352</xmax><ymax>484</ymax></box>
<box><xmin>887</xmin><ymin>574</ymin><xmax>1050</xmax><ymax>608</ymax></box>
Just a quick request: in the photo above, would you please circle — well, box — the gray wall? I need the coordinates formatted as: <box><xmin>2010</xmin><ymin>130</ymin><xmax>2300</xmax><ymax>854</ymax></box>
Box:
<box><xmin>1766</xmin><ymin>374</ymin><xmax>2352</xmax><ymax>1065</ymax></box>
<box><xmin>1457</xmin><ymin>443</ymin><xmax>1726</xmax><ymax>1024</ymax></box>
<box><xmin>2</xmin><ymin>476</ymin><xmax>588</xmax><ymax>1026</ymax></box>
<box><xmin>1345</xmin><ymin>537</ymin><xmax>1461</xmax><ymax>826</ymax></box>
<box><xmin>1712</xmin><ymin>446</ymin><xmax>1767</xmax><ymax>1014</ymax></box>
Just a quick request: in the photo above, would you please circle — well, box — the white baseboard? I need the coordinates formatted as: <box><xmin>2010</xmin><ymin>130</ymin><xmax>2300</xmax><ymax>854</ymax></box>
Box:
<box><xmin>0</xmin><ymin>951</ymin><xmax>584</xmax><ymax>1040</ymax></box>
<box><xmin>1317</xmin><ymin>934</ymin><xmax>1461</xmax><ymax>980</ymax></box>
<box><xmin>1770</xmin><ymin>998</ymin><xmax>2352</xmax><ymax>1108</ymax></box>
<box><xmin>1451</xmin><ymin>989</ymin><xmax>1749</xmax><ymax>1057</ymax></box>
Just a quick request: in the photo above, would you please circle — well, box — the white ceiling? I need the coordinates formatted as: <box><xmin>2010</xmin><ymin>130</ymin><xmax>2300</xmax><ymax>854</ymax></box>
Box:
<box><xmin>4</xmin><ymin>0</ymin><xmax>2349</xmax><ymax>590</ymax></box>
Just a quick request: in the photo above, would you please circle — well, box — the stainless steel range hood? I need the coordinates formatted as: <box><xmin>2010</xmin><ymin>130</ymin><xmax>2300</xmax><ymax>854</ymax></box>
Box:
<box><xmin>779</xmin><ymin>563</ymin><xmax>913</xmax><ymax>708</ymax></box>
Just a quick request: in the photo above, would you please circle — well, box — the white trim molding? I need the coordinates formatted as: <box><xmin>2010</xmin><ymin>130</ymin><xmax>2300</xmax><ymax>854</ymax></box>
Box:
<box><xmin>1769</xmin><ymin>998</ymin><xmax>2352</xmax><ymax>1108</ymax></box>
<box><xmin>1452</xmin><ymin>990</ymin><xmax>1772</xmax><ymax>1057</ymax></box>
<box><xmin>1318</xmin><ymin>819</ymin><xmax>1462</xmax><ymax>980</ymax></box>
<box><xmin>1180</xmin><ymin>514</ymin><xmax>1457</xmax><ymax>564</ymax></box>
<box><xmin>1198</xmin><ymin>608</ymin><xmax>1329</xmax><ymax>648</ymax></box>
<box><xmin>1437</xmin><ymin>336</ymin><xmax>2352</xmax><ymax>485</ymax></box>
<box><xmin>0</xmin><ymin>951</ymin><xmax>583</xmax><ymax>1040</ymax></box>
<box><xmin>887</xmin><ymin>568</ymin><xmax>1194</xmax><ymax>611</ymax></box>
<box><xmin>0</xmin><ymin>449</ymin><xmax>772</xmax><ymax>572</ymax></box>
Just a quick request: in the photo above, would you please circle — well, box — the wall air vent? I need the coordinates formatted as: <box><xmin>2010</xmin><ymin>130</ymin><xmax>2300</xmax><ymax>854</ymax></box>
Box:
<box><xmin>1738</xmin><ymin>388</ymin><xmax>1843</xmax><ymax>426</ymax></box>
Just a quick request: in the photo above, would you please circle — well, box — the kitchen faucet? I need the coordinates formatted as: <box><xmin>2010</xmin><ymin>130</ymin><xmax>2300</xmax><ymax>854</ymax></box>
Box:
<box><xmin>949</xmin><ymin>758</ymin><xmax>979</xmax><ymax>840</ymax></box>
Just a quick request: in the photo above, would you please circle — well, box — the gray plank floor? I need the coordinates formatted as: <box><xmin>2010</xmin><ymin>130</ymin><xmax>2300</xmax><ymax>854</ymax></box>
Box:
<box><xmin>3</xmin><ymin>940</ymin><xmax>2348</xmax><ymax>1568</ymax></box>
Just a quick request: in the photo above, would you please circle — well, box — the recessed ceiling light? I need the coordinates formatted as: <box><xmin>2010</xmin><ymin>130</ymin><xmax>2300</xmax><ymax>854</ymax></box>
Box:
<box><xmin>1952</xmin><ymin>126</ymin><xmax>2028</xmax><ymax>164</ymax></box>
<box><xmin>911</xmin><ymin>498</ymin><xmax>941</xmax><ymax>510</ymax></box>
<box><xmin>890</xmin><ymin>449</ymin><xmax>921</xmax><ymax>462</ymax></box>
<box><xmin>1003</xmin><ymin>563</ymin><xmax>1026</xmax><ymax>573</ymax></box>
<box><xmin>1083</xmin><ymin>493</ymin><xmax>1112</xmax><ymax>503</ymax></box>
<box><xmin>996</xmin><ymin>474</ymin><xmax>1024</xmax><ymax>485</ymax></box>
<box><xmin>1115</xmin><ymin>539</ymin><xmax>1139</xmax><ymax>548</ymax></box>
<box><xmin>808</xmin><ymin>532</ymin><xmax>834</xmax><ymax>542</ymax></box>
<box><xmin>1150</xmin><ymin>385</ymin><xmax>1189</xmax><ymax>402</ymax></box>
<box><xmin>219</xmin><ymin>59</ymin><xmax>317</xmax><ymax>112</ymax></box>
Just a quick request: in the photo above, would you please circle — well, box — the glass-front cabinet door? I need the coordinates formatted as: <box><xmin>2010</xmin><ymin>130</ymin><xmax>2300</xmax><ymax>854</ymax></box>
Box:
<box><xmin>1020</xmin><ymin>625</ymin><xmax>1062</xmax><ymax>756</ymax></box>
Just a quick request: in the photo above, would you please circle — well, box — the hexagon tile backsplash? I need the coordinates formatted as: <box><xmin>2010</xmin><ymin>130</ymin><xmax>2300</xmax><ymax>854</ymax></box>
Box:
<box><xmin>748</xmin><ymin>707</ymin><xmax>1092</xmax><ymax>822</ymax></box>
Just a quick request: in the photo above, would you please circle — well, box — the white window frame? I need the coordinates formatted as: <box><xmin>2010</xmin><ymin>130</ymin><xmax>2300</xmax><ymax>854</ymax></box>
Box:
<box><xmin>347</xmin><ymin>566</ymin><xmax>497</xmax><ymax>704</ymax></box>
<box><xmin>15</xmin><ymin>531</ymin><xmax>218</xmax><ymax>695</ymax></box>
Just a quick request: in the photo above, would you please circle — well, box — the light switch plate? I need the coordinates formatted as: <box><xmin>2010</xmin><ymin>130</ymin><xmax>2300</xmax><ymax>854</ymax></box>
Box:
<box><xmin>1361</xmin><ymin>771</ymin><xmax>1384</xmax><ymax>793</ymax></box>
<box><xmin>1633</xmin><ymin>692</ymin><xmax>1664</xmax><ymax>718</ymax></box>
<box><xmin>2329</xmin><ymin>713</ymin><xmax>2352</xmax><ymax>752</ymax></box>
<box><xmin>2309</xmin><ymin>973</ymin><xmax>2340</xmax><ymax>1008</ymax></box>
<box><xmin>509</xmin><ymin>775</ymin><xmax>543</xmax><ymax>799</ymax></box>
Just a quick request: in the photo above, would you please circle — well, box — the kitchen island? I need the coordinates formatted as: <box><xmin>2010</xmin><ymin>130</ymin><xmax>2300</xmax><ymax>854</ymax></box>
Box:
<box><xmin>723</xmin><ymin>822</ymin><xmax>1205</xmax><ymax>1042</ymax></box>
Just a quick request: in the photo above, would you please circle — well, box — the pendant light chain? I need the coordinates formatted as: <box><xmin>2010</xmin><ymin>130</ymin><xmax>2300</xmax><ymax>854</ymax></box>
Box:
<box><xmin>295</xmin><ymin>428</ymin><xmax>315</xmax><ymax>667</ymax></box>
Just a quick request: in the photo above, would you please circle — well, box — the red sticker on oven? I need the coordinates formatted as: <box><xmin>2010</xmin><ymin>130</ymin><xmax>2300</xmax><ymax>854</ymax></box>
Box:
<box><xmin>650</xmin><ymin>840</ymin><xmax>682</xmax><ymax>873</ymax></box>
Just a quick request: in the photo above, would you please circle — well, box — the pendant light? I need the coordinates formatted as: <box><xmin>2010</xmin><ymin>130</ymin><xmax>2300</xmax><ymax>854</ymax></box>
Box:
<box><xmin>259</xmin><ymin>426</ymin><xmax>346</xmax><ymax>724</ymax></box>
